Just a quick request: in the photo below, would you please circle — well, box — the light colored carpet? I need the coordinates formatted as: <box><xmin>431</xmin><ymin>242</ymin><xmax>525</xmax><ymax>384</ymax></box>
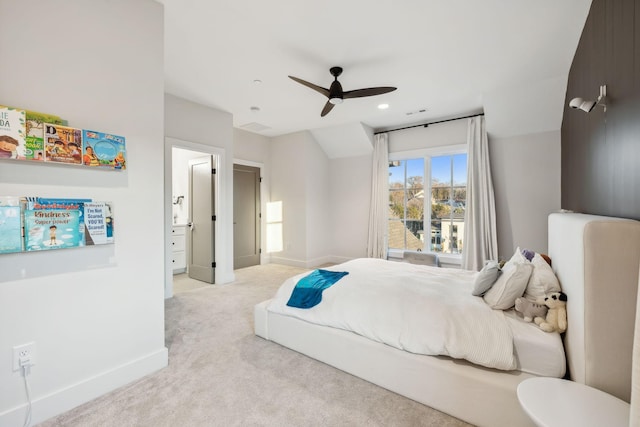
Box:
<box><xmin>172</xmin><ymin>272</ymin><xmax>210</xmax><ymax>293</ymax></box>
<box><xmin>38</xmin><ymin>264</ymin><xmax>472</xmax><ymax>427</ymax></box>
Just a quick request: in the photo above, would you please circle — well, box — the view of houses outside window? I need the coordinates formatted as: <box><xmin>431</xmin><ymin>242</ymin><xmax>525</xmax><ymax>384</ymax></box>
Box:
<box><xmin>388</xmin><ymin>154</ymin><xmax>467</xmax><ymax>254</ymax></box>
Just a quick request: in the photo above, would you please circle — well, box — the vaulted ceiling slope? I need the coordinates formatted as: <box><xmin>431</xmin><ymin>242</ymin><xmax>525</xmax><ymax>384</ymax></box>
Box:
<box><xmin>159</xmin><ymin>0</ymin><xmax>592</xmax><ymax>147</ymax></box>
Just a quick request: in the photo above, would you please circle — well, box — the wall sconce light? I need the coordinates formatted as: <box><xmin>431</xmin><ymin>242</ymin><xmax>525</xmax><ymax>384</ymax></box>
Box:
<box><xmin>569</xmin><ymin>84</ymin><xmax>607</xmax><ymax>113</ymax></box>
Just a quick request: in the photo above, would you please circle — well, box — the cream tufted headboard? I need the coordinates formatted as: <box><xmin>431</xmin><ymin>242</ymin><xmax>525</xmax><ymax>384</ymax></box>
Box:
<box><xmin>548</xmin><ymin>212</ymin><xmax>640</xmax><ymax>402</ymax></box>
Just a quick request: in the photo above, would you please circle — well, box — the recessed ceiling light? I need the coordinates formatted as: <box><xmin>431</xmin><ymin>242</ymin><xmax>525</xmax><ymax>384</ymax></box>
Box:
<box><xmin>250</xmin><ymin>106</ymin><xmax>261</xmax><ymax>112</ymax></box>
<box><xmin>253</xmin><ymin>79</ymin><xmax>262</xmax><ymax>84</ymax></box>
<box><xmin>378</xmin><ymin>103</ymin><xmax>389</xmax><ymax>110</ymax></box>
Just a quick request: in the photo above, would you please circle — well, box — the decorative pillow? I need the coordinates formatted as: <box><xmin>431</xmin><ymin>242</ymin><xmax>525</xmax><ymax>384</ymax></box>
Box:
<box><xmin>521</xmin><ymin>248</ymin><xmax>535</xmax><ymax>261</ymax></box>
<box><xmin>472</xmin><ymin>260</ymin><xmax>501</xmax><ymax>296</ymax></box>
<box><xmin>483</xmin><ymin>261</ymin><xmax>533</xmax><ymax>310</ymax></box>
<box><xmin>523</xmin><ymin>253</ymin><xmax>561</xmax><ymax>301</ymax></box>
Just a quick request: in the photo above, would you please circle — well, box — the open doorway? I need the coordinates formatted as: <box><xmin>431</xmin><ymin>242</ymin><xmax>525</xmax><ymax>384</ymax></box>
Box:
<box><xmin>164</xmin><ymin>138</ymin><xmax>224</xmax><ymax>298</ymax></box>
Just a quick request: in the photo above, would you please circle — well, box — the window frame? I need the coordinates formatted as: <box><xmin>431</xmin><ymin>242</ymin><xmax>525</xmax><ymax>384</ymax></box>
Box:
<box><xmin>388</xmin><ymin>144</ymin><xmax>467</xmax><ymax>265</ymax></box>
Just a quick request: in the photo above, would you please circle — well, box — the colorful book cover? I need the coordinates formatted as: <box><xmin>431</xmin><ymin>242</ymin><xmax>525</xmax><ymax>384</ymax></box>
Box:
<box><xmin>0</xmin><ymin>105</ymin><xmax>26</xmax><ymax>160</ymax></box>
<box><xmin>24</xmin><ymin>209</ymin><xmax>81</xmax><ymax>251</ymax></box>
<box><xmin>25</xmin><ymin>197</ymin><xmax>90</xmax><ymax>247</ymax></box>
<box><xmin>84</xmin><ymin>201</ymin><xmax>114</xmax><ymax>245</ymax></box>
<box><xmin>44</xmin><ymin>123</ymin><xmax>83</xmax><ymax>165</ymax></box>
<box><xmin>0</xmin><ymin>196</ymin><xmax>22</xmax><ymax>254</ymax></box>
<box><xmin>82</xmin><ymin>130</ymin><xmax>126</xmax><ymax>169</ymax></box>
<box><xmin>24</xmin><ymin>110</ymin><xmax>67</xmax><ymax>162</ymax></box>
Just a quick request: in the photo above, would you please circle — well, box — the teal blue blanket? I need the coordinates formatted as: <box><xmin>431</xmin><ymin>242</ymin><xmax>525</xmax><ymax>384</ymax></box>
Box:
<box><xmin>286</xmin><ymin>269</ymin><xmax>349</xmax><ymax>309</ymax></box>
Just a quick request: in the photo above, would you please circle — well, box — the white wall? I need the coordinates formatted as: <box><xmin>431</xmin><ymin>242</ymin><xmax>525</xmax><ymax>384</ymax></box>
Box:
<box><xmin>268</xmin><ymin>131</ymin><xmax>332</xmax><ymax>267</ymax></box>
<box><xmin>378</xmin><ymin>120</ymin><xmax>561</xmax><ymax>265</ymax></box>
<box><xmin>329</xmin><ymin>155</ymin><xmax>372</xmax><ymax>261</ymax></box>
<box><xmin>262</xmin><ymin>119</ymin><xmax>562</xmax><ymax>270</ymax></box>
<box><xmin>490</xmin><ymin>130</ymin><xmax>562</xmax><ymax>259</ymax></box>
<box><xmin>388</xmin><ymin>119</ymin><xmax>468</xmax><ymax>152</ymax></box>
<box><xmin>269</xmin><ymin>132</ymin><xmax>311</xmax><ymax>266</ymax></box>
<box><xmin>0</xmin><ymin>1</ymin><xmax>167</xmax><ymax>425</ymax></box>
<box><xmin>234</xmin><ymin>128</ymin><xmax>270</xmax><ymax>164</ymax></box>
<box><xmin>304</xmin><ymin>135</ymin><xmax>330</xmax><ymax>265</ymax></box>
<box><xmin>164</xmin><ymin>94</ymin><xmax>235</xmax><ymax>285</ymax></box>
<box><xmin>265</xmin><ymin>119</ymin><xmax>561</xmax><ymax>268</ymax></box>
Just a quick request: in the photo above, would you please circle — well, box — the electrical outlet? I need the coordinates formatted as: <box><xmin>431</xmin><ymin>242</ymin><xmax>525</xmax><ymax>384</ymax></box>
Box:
<box><xmin>12</xmin><ymin>342</ymin><xmax>36</xmax><ymax>372</ymax></box>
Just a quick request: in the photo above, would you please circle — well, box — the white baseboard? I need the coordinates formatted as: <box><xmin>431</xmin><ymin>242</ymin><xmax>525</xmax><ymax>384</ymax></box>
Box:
<box><xmin>268</xmin><ymin>256</ymin><xmax>308</xmax><ymax>268</ymax></box>
<box><xmin>0</xmin><ymin>347</ymin><xmax>168</xmax><ymax>427</ymax></box>
<box><xmin>268</xmin><ymin>255</ymin><xmax>356</xmax><ymax>269</ymax></box>
<box><xmin>326</xmin><ymin>255</ymin><xmax>353</xmax><ymax>265</ymax></box>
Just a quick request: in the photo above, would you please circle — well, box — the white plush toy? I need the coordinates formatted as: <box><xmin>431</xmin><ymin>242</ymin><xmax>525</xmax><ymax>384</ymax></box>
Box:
<box><xmin>514</xmin><ymin>297</ymin><xmax>548</xmax><ymax>323</ymax></box>
<box><xmin>534</xmin><ymin>292</ymin><xmax>567</xmax><ymax>333</ymax></box>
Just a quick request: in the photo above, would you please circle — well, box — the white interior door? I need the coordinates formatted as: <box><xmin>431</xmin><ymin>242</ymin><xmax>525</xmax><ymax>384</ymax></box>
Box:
<box><xmin>188</xmin><ymin>156</ymin><xmax>215</xmax><ymax>283</ymax></box>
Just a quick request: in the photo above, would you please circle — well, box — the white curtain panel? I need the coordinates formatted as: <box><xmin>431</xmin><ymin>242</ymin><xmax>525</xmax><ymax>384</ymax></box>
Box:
<box><xmin>367</xmin><ymin>133</ymin><xmax>389</xmax><ymax>259</ymax></box>
<box><xmin>462</xmin><ymin>116</ymin><xmax>498</xmax><ymax>271</ymax></box>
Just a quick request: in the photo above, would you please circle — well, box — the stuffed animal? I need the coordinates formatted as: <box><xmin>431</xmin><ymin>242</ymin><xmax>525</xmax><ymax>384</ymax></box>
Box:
<box><xmin>534</xmin><ymin>292</ymin><xmax>567</xmax><ymax>333</ymax></box>
<box><xmin>514</xmin><ymin>297</ymin><xmax>548</xmax><ymax>323</ymax></box>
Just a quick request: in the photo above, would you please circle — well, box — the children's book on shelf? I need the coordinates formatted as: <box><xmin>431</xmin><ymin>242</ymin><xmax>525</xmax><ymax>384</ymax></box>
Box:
<box><xmin>84</xmin><ymin>201</ymin><xmax>114</xmax><ymax>245</ymax></box>
<box><xmin>25</xmin><ymin>110</ymin><xmax>67</xmax><ymax>162</ymax></box>
<box><xmin>0</xmin><ymin>196</ymin><xmax>22</xmax><ymax>254</ymax></box>
<box><xmin>24</xmin><ymin>197</ymin><xmax>91</xmax><ymax>251</ymax></box>
<box><xmin>82</xmin><ymin>130</ymin><xmax>126</xmax><ymax>169</ymax></box>
<box><xmin>0</xmin><ymin>105</ymin><xmax>26</xmax><ymax>160</ymax></box>
<box><xmin>24</xmin><ymin>209</ymin><xmax>81</xmax><ymax>251</ymax></box>
<box><xmin>44</xmin><ymin>123</ymin><xmax>83</xmax><ymax>165</ymax></box>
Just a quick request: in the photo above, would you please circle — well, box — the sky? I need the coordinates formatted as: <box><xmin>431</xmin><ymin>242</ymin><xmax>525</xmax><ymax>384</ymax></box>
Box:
<box><xmin>389</xmin><ymin>154</ymin><xmax>467</xmax><ymax>186</ymax></box>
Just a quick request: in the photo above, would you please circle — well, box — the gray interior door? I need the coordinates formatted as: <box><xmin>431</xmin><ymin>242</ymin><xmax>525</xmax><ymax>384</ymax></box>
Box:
<box><xmin>188</xmin><ymin>156</ymin><xmax>215</xmax><ymax>283</ymax></box>
<box><xmin>233</xmin><ymin>164</ymin><xmax>260</xmax><ymax>269</ymax></box>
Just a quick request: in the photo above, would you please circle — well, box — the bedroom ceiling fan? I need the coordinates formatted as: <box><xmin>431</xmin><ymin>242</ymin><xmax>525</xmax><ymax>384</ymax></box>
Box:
<box><xmin>288</xmin><ymin>67</ymin><xmax>397</xmax><ymax>117</ymax></box>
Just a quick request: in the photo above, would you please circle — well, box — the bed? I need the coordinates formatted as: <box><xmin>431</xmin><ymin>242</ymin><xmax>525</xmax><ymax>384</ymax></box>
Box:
<box><xmin>254</xmin><ymin>213</ymin><xmax>640</xmax><ymax>426</ymax></box>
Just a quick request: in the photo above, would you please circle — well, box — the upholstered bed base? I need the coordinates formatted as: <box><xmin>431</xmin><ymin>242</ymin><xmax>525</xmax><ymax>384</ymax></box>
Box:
<box><xmin>255</xmin><ymin>213</ymin><xmax>640</xmax><ymax>426</ymax></box>
<box><xmin>548</xmin><ymin>213</ymin><xmax>640</xmax><ymax>402</ymax></box>
<box><xmin>255</xmin><ymin>300</ymin><xmax>536</xmax><ymax>427</ymax></box>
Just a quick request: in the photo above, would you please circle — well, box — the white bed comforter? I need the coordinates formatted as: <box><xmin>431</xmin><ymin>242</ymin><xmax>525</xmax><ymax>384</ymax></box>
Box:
<box><xmin>267</xmin><ymin>258</ymin><xmax>516</xmax><ymax>370</ymax></box>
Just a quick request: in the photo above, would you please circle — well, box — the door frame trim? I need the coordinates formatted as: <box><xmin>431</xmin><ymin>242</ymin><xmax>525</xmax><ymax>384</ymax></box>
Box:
<box><xmin>233</xmin><ymin>158</ymin><xmax>265</xmax><ymax>265</ymax></box>
<box><xmin>165</xmin><ymin>137</ymin><xmax>226</xmax><ymax>299</ymax></box>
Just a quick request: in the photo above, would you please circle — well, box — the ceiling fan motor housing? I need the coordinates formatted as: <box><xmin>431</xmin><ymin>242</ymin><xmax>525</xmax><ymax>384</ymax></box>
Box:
<box><xmin>329</xmin><ymin>80</ymin><xmax>344</xmax><ymax>104</ymax></box>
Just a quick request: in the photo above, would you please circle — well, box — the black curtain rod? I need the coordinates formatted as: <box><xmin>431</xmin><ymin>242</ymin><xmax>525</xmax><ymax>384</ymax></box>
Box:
<box><xmin>374</xmin><ymin>112</ymin><xmax>484</xmax><ymax>135</ymax></box>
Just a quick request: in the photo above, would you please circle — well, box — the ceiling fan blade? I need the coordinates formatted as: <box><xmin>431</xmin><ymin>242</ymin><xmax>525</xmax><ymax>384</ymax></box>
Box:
<box><xmin>320</xmin><ymin>100</ymin><xmax>335</xmax><ymax>117</ymax></box>
<box><xmin>288</xmin><ymin>76</ymin><xmax>330</xmax><ymax>97</ymax></box>
<box><xmin>343</xmin><ymin>86</ymin><xmax>397</xmax><ymax>99</ymax></box>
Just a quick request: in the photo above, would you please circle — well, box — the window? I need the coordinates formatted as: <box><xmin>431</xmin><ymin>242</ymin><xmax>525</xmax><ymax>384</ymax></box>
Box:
<box><xmin>388</xmin><ymin>159</ymin><xmax>425</xmax><ymax>251</ymax></box>
<box><xmin>388</xmin><ymin>148</ymin><xmax>467</xmax><ymax>255</ymax></box>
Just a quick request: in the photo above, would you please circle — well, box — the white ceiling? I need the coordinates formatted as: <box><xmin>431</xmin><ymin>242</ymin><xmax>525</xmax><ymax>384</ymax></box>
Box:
<box><xmin>158</xmin><ymin>0</ymin><xmax>592</xmax><ymax>145</ymax></box>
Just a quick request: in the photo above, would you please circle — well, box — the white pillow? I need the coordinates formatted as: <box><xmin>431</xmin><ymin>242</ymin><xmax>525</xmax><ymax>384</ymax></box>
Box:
<box><xmin>508</xmin><ymin>246</ymin><xmax>528</xmax><ymax>265</ymax></box>
<box><xmin>483</xmin><ymin>261</ymin><xmax>533</xmax><ymax>310</ymax></box>
<box><xmin>524</xmin><ymin>253</ymin><xmax>561</xmax><ymax>301</ymax></box>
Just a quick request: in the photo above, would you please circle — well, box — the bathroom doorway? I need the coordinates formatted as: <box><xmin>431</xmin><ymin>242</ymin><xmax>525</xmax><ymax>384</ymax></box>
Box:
<box><xmin>165</xmin><ymin>137</ymin><xmax>224</xmax><ymax>298</ymax></box>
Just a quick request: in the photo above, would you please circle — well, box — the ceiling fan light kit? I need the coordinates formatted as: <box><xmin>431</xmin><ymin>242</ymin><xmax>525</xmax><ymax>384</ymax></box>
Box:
<box><xmin>289</xmin><ymin>66</ymin><xmax>397</xmax><ymax>117</ymax></box>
